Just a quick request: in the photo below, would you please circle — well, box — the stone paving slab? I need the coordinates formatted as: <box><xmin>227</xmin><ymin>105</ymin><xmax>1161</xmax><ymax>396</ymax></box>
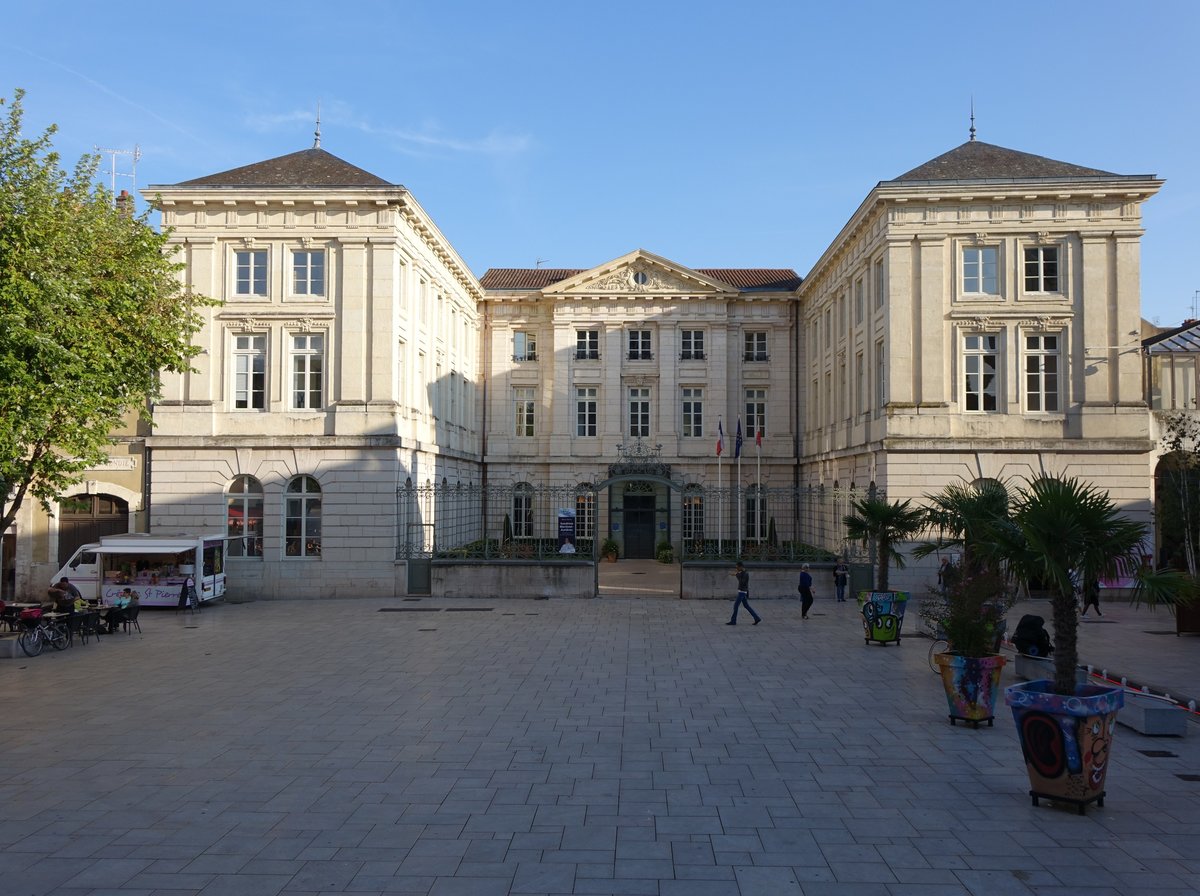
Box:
<box><xmin>1</xmin><ymin>595</ymin><xmax>1197</xmax><ymax>895</ymax></box>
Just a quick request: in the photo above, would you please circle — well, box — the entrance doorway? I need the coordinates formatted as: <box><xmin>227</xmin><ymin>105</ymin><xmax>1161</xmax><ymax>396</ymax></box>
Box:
<box><xmin>623</xmin><ymin>495</ymin><xmax>656</xmax><ymax>559</ymax></box>
<box><xmin>58</xmin><ymin>494</ymin><xmax>129</xmax><ymax>566</ymax></box>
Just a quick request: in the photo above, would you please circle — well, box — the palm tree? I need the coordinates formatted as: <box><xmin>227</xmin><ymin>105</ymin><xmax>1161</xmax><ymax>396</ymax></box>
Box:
<box><xmin>843</xmin><ymin>496</ymin><xmax>926</xmax><ymax>593</ymax></box>
<box><xmin>917</xmin><ymin>479</ymin><xmax>1010</xmax><ymax>576</ymax></box>
<box><xmin>998</xmin><ymin>475</ymin><xmax>1187</xmax><ymax>695</ymax></box>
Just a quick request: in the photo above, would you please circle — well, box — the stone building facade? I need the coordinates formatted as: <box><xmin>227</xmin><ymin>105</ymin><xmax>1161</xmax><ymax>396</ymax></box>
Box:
<box><xmin>5</xmin><ymin>133</ymin><xmax>1163</xmax><ymax>600</ymax></box>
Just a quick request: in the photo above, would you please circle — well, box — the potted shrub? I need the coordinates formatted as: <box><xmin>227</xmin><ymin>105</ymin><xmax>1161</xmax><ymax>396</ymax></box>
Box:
<box><xmin>997</xmin><ymin>475</ymin><xmax>1190</xmax><ymax>813</ymax></box>
<box><xmin>600</xmin><ymin>537</ymin><xmax>619</xmax><ymax>562</ymax></box>
<box><xmin>917</xmin><ymin>479</ymin><xmax>1016</xmax><ymax>726</ymax></box>
<box><xmin>844</xmin><ymin>495</ymin><xmax>926</xmax><ymax>645</ymax></box>
<box><xmin>655</xmin><ymin>540</ymin><xmax>674</xmax><ymax>564</ymax></box>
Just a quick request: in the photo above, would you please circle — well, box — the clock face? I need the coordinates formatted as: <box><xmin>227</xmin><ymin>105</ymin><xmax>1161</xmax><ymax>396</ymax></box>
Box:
<box><xmin>632</xmin><ymin>270</ymin><xmax>649</xmax><ymax>285</ymax></box>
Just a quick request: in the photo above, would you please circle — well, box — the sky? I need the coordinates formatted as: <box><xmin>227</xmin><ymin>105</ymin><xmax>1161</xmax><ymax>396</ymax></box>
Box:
<box><xmin>3</xmin><ymin>0</ymin><xmax>1198</xmax><ymax>325</ymax></box>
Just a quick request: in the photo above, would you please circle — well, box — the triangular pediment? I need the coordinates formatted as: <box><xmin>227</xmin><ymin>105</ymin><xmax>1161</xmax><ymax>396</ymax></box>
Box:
<box><xmin>544</xmin><ymin>250</ymin><xmax>736</xmax><ymax>296</ymax></box>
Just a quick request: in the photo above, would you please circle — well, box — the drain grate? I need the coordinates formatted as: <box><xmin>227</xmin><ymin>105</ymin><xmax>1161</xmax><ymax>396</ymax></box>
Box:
<box><xmin>1176</xmin><ymin>774</ymin><xmax>1200</xmax><ymax>782</ymax></box>
<box><xmin>1138</xmin><ymin>749</ymin><xmax>1179</xmax><ymax>758</ymax></box>
<box><xmin>1143</xmin><ymin>630</ymin><xmax>1179</xmax><ymax>636</ymax></box>
<box><xmin>418</xmin><ymin>628</ymin><xmax>437</xmax><ymax>632</ymax></box>
<box><xmin>378</xmin><ymin>607</ymin><xmax>440</xmax><ymax>612</ymax></box>
<box><xmin>444</xmin><ymin>607</ymin><xmax>493</xmax><ymax>612</ymax></box>
<box><xmin>403</xmin><ymin>597</ymin><xmax>422</xmax><ymax>602</ymax></box>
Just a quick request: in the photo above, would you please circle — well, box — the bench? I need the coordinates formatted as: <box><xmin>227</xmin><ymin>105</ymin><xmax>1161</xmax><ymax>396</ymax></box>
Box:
<box><xmin>1119</xmin><ymin>693</ymin><xmax>1189</xmax><ymax>737</ymax></box>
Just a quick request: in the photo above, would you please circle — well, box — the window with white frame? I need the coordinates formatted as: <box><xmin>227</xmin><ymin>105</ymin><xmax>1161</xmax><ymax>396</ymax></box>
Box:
<box><xmin>514</xmin><ymin>386</ymin><xmax>536</xmax><ymax>437</ymax></box>
<box><xmin>681</xmin><ymin>329</ymin><xmax>705</xmax><ymax>360</ymax></box>
<box><xmin>234</xmin><ymin>249</ymin><xmax>267</xmax><ymax>297</ymax></box>
<box><xmin>512</xmin><ymin>484</ymin><xmax>534</xmax><ymax>538</ymax></box>
<box><xmin>575</xmin><ymin>488</ymin><xmax>595</xmax><ymax>539</ymax></box>
<box><xmin>745</xmin><ymin>486</ymin><xmax>767</xmax><ymax>541</ymax></box>
<box><xmin>576</xmin><ymin>329</ymin><xmax>599</xmax><ymax>360</ymax></box>
<box><xmin>682</xmin><ymin>387</ymin><xmax>703</xmax><ymax>437</ymax></box>
<box><xmin>576</xmin><ymin>387</ymin><xmax>597</xmax><ymax>437</ymax></box>
<box><xmin>290</xmin><ymin>333</ymin><xmax>324</xmax><ymax>409</ymax></box>
<box><xmin>292</xmin><ymin>249</ymin><xmax>325</xmax><ymax>296</ymax></box>
<box><xmin>744</xmin><ymin>331</ymin><xmax>768</xmax><ymax>362</ymax></box>
<box><xmin>682</xmin><ymin>489</ymin><xmax>704</xmax><ymax>545</ymax></box>
<box><xmin>1023</xmin><ymin>246</ymin><xmax>1060</xmax><ymax>293</ymax></box>
<box><xmin>628</xmin><ymin>330</ymin><xmax>652</xmax><ymax>360</ymax></box>
<box><xmin>285</xmin><ymin>475</ymin><xmax>321</xmax><ymax>558</ymax></box>
<box><xmin>629</xmin><ymin>387</ymin><xmax>650</xmax><ymax>437</ymax></box>
<box><xmin>513</xmin><ymin>331</ymin><xmax>537</xmax><ymax>362</ymax></box>
<box><xmin>226</xmin><ymin>475</ymin><xmax>263</xmax><ymax>558</ymax></box>
<box><xmin>232</xmin><ymin>334</ymin><xmax>267</xmax><ymax>410</ymax></box>
<box><xmin>963</xmin><ymin>246</ymin><xmax>1000</xmax><ymax>294</ymax></box>
<box><xmin>964</xmin><ymin>333</ymin><xmax>1000</xmax><ymax>412</ymax></box>
<box><xmin>745</xmin><ymin>389</ymin><xmax>766</xmax><ymax>439</ymax></box>
<box><xmin>1024</xmin><ymin>334</ymin><xmax>1060</xmax><ymax>412</ymax></box>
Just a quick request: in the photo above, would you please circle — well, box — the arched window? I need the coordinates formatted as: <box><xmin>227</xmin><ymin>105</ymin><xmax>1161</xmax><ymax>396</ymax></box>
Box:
<box><xmin>512</xmin><ymin>483</ymin><xmax>534</xmax><ymax>539</ymax></box>
<box><xmin>682</xmin><ymin>487</ymin><xmax>704</xmax><ymax>545</ymax></box>
<box><xmin>285</xmin><ymin>475</ymin><xmax>322</xmax><ymax>557</ymax></box>
<box><xmin>226</xmin><ymin>475</ymin><xmax>264</xmax><ymax>557</ymax></box>
<box><xmin>574</xmin><ymin>483</ymin><xmax>595</xmax><ymax>539</ymax></box>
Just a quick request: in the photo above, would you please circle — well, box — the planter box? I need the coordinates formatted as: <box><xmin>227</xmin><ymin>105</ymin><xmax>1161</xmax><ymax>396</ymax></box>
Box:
<box><xmin>1119</xmin><ymin>694</ymin><xmax>1189</xmax><ymax>737</ymax></box>
<box><xmin>856</xmin><ymin>590</ymin><xmax>909</xmax><ymax>645</ymax></box>
<box><xmin>1014</xmin><ymin>654</ymin><xmax>1089</xmax><ymax>686</ymax></box>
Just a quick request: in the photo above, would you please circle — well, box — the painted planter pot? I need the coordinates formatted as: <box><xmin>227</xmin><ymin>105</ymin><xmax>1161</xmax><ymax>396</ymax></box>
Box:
<box><xmin>1004</xmin><ymin>680</ymin><xmax>1124</xmax><ymax>814</ymax></box>
<box><xmin>934</xmin><ymin>652</ymin><xmax>1007</xmax><ymax>727</ymax></box>
<box><xmin>856</xmin><ymin>590</ymin><xmax>909</xmax><ymax>645</ymax></box>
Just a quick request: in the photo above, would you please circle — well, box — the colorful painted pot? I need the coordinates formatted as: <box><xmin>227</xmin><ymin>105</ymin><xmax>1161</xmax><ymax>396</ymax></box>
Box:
<box><xmin>1004</xmin><ymin>679</ymin><xmax>1124</xmax><ymax>814</ymax></box>
<box><xmin>934</xmin><ymin>652</ymin><xmax>1007</xmax><ymax>727</ymax></box>
<box><xmin>856</xmin><ymin>590</ymin><xmax>909</xmax><ymax>645</ymax></box>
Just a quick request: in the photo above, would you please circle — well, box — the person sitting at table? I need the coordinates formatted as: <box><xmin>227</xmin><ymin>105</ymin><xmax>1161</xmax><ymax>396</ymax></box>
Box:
<box><xmin>104</xmin><ymin>588</ymin><xmax>133</xmax><ymax>633</ymax></box>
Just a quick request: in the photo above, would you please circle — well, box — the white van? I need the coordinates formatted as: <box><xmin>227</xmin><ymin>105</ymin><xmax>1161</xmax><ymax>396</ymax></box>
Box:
<box><xmin>54</xmin><ymin>533</ymin><xmax>228</xmax><ymax>607</ymax></box>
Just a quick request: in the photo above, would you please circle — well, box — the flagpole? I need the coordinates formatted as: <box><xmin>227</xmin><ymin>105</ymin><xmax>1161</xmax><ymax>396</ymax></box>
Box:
<box><xmin>736</xmin><ymin>418</ymin><xmax>743</xmax><ymax>558</ymax></box>
<box><xmin>756</xmin><ymin>429</ymin><xmax>761</xmax><ymax>539</ymax></box>
<box><xmin>717</xmin><ymin>421</ymin><xmax>722</xmax><ymax>556</ymax></box>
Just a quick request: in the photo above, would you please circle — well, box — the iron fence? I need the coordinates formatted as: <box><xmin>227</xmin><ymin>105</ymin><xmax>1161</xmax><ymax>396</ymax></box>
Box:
<box><xmin>397</xmin><ymin>481</ymin><xmax>884</xmax><ymax>564</ymax></box>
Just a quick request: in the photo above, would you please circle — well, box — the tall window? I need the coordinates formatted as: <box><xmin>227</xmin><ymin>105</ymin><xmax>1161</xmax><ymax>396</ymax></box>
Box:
<box><xmin>874</xmin><ymin>258</ymin><xmax>885</xmax><ymax>308</ymax></box>
<box><xmin>744</xmin><ymin>331</ymin><xmax>768</xmax><ymax>361</ymax></box>
<box><xmin>875</xmin><ymin>340</ymin><xmax>886</xmax><ymax>410</ymax></box>
<box><xmin>745</xmin><ymin>389</ymin><xmax>766</xmax><ymax>439</ymax></box>
<box><xmin>226</xmin><ymin>475</ymin><xmax>263</xmax><ymax>557</ymax></box>
<box><xmin>629</xmin><ymin>387</ymin><xmax>650</xmax><ymax>437</ymax></box>
<box><xmin>681</xmin><ymin>329</ymin><xmax>705</xmax><ymax>360</ymax></box>
<box><xmin>1025</xmin><ymin>334</ymin><xmax>1060</xmax><ymax>412</ymax></box>
<box><xmin>854</xmin><ymin>278</ymin><xmax>864</xmax><ymax>325</ymax></box>
<box><xmin>514</xmin><ymin>387</ymin><xmax>536</xmax><ymax>437</ymax></box>
<box><xmin>576</xmin><ymin>387</ymin><xmax>597</xmax><ymax>437</ymax></box>
<box><xmin>682</xmin><ymin>489</ymin><xmax>704</xmax><ymax>545</ymax></box>
<box><xmin>628</xmin><ymin>330</ymin><xmax>652</xmax><ymax>360</ymax></box>
<box><xmin>963</xmin><ymin>246</ymin><xmax>999</xmax><ymax>294</ymax></box>
<box><xmin>290</xmin><ymin>333</ymin><xmax>324</xmax><ymax>409</ymax></box>
<box><xmin>292</xmin><ymin>250</ymin><xmax>325</xmax><ymax>296</ymax></box>
<box><xmin>682</xmin><ymin>387</ymin><xmax>703</xmax><ymax>437</ymax></box>
<box><xmin>235</xmin><ymin>249</ymin><xmax>267</xmax><ymax>296</ymax></box>
<box><xmin>745</xmin><ymin>486</ymin><xmax>767</xmax><ymax>541</ymax></box>
<box><xmin>1024</xmin><ymin>246</ymin><xmax>1060</xmax><ymax>293</ymax></box>
<box><xmin>513</xmin><ymin>331</ymin><xmax>537</xmax><ymax>362</ymax></box>
<box><xmin>285</xmin><ymin>475</ymin><xmax>321</xmax><ymax>557</ymax></box>
<box><xmin>575</xmin><ymin>488</ymin><xmax>595</xmax><ymax>539</ymax></box>
<box><xmin>512</xmin><ymin>484</ymin><xmax>534</xmax><ymax>538</ymax></box>
<box><xmin>232</xmin><ymin>334</ymin><xmax>267</xmax><ymax>410</ymax></box>
<box><xmin>855</xmin><ymin>351</ymin><xmax>865</xmax><ymax>415</ymax></box>
<box><xmin>824</xmin><ymin>308</ymin><xmax>832</xmax><ymax>348</ymax></box>
<box><xmin>576</xmin><ymin>329</ymin><xmax>599</xmax><ymax>360</ymax></box>
<box><xmin>964</xmin><ymin>333</ymin><xmax>1000</xmax><ymax>412</ymax></box>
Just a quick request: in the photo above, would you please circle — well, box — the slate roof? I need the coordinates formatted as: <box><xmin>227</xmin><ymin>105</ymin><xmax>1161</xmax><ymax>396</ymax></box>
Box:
<box><xmin>889</xmin><ymin>140</ymin><xmax>1119</xmax><ymax>183</ymax></box>
<box><xmin>479</xmin><ymin>268</ymin><xmax>801</xmax><ymax>291</ymax></box>
<box><xmin>177</xmin><ymin>148</ymin><xmax>394</xmax><ymax>187</ymax></box>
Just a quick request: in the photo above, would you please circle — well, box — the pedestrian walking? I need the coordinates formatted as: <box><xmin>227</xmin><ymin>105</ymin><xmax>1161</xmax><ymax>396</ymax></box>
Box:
<box><xmin>1080</xmin><ymin>577</ymin><xmax>1103</xmax><ymax>617</ymax></box>
<box><xmin>727</xmin><ymin>561</ymin><xmax>761</xmax><ymax>626</ymax></box>
<box><xmin>798</xmin><ymin>564</ymin><xmax>814</xmax><ymax>619</ymax></box>
<box><xmin>833</xmin><ymin>560</ymin><xmax>849</xmax><ymax>602</ymax></box>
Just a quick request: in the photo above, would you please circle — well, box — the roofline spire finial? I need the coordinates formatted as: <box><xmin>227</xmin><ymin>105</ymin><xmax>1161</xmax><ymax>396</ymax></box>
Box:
<box><xmin>969</xmin><ymin>96</ymin><xmax>976</xmax><ymax>142</ymax></box>
<box><xmin>314</xmin><ymin>102</ymin><xmax>322</xmax><ymax>149</ymax></box>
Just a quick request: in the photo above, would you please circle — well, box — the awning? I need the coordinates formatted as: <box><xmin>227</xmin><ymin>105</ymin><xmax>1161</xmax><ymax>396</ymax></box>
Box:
<box><xmin>92</xmin><ymin>545</ymin><xmax>192</xmax><ymax>555</ymax></box>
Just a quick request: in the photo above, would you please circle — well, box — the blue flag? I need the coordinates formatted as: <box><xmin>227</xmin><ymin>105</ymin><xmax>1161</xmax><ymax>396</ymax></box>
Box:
<box><xmin>734</xmin><ymin>419</ymin><xmax>743</xmax><ymax>459</ymax></box>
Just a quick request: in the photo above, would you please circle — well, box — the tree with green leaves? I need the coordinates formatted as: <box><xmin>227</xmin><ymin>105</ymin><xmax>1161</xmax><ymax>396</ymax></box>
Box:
<box><xmin>843</xmin><ymin>495</ymin><xmax>926</xmax><ymax>592</ymax></box>
<box><xmin>0</xmin><ymin>89</ymin><xmax>211</xmax><ymax>535</ymax></box>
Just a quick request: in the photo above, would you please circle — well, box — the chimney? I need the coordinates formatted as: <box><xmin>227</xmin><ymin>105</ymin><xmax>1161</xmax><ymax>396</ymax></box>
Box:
<box><xmin>115</xmin><ymin>189</ymin><xmax>134</xmax><ymax>218</ymax></box>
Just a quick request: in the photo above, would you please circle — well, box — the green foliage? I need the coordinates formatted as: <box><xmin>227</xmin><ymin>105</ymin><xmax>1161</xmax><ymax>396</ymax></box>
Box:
<box><xmin>843</xmin><ymin>496</ymin><xmax>926</xmax><ymax>592</ymax></box>
<box><xmin>601</xmin><ymin>537</ymin><xmax>619</xmax><ymax>558</ymax></box>
<box><xmin>501</xmin><ymin>514</ymin><xmax>513</xmax><ymax>546</ymax></box>
<box><xmin>1157</xmin><ymin>412</ymin><xmax>1200</xmax><ymax>575</ymax></box>
<box><xmin>766</xmin><ymin>516</ymin><xmax>778</xmax><ymax>546</ymax></box>
<box><xmin>0</xmin><ymin>89</ymin><xmax>214</xmax><ymax>532</ymax></box>
<box><xmin>655</xmin><ymin>540</ymin><xmax>674</xmax><ymax>563</ymax></box>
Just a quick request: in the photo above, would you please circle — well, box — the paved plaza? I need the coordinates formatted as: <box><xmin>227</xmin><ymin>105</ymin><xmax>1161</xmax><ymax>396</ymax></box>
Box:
<box><xmin>2</xmin><ymin>589</ymin><xmax>1198</xmax><ymax>896</ymax></box>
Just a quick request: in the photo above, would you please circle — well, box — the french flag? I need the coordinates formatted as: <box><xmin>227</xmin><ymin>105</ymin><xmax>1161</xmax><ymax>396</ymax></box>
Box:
<box><xmin>716</xmin><ymin>420</ymin><xmax>724</xmax><ymax>457</ymax></box>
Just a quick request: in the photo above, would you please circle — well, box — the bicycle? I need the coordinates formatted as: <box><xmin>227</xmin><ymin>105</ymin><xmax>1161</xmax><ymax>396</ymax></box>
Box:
<box><xmin>927</xmin><ymin>628</ymin><xmax>950</xmax><ymax>672</ymax></box>
<box><xmin>18</xmin><ymin>610</ymin><xmax>70</xmax><ymax>657</ymax></box>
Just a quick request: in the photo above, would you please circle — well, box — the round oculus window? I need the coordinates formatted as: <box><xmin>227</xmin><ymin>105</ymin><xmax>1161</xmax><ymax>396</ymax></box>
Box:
<box><xmin>632</xmin><ymin>271</ymin><xmax>648</xmax><ymax>285</ymax></box>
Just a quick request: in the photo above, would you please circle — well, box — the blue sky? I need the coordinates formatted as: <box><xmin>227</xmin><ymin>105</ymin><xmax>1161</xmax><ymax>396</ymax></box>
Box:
<box><xmin>4</xmin><ymin>1</ymin><xmax>1198</xmax><ymax>324</ymax></box>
